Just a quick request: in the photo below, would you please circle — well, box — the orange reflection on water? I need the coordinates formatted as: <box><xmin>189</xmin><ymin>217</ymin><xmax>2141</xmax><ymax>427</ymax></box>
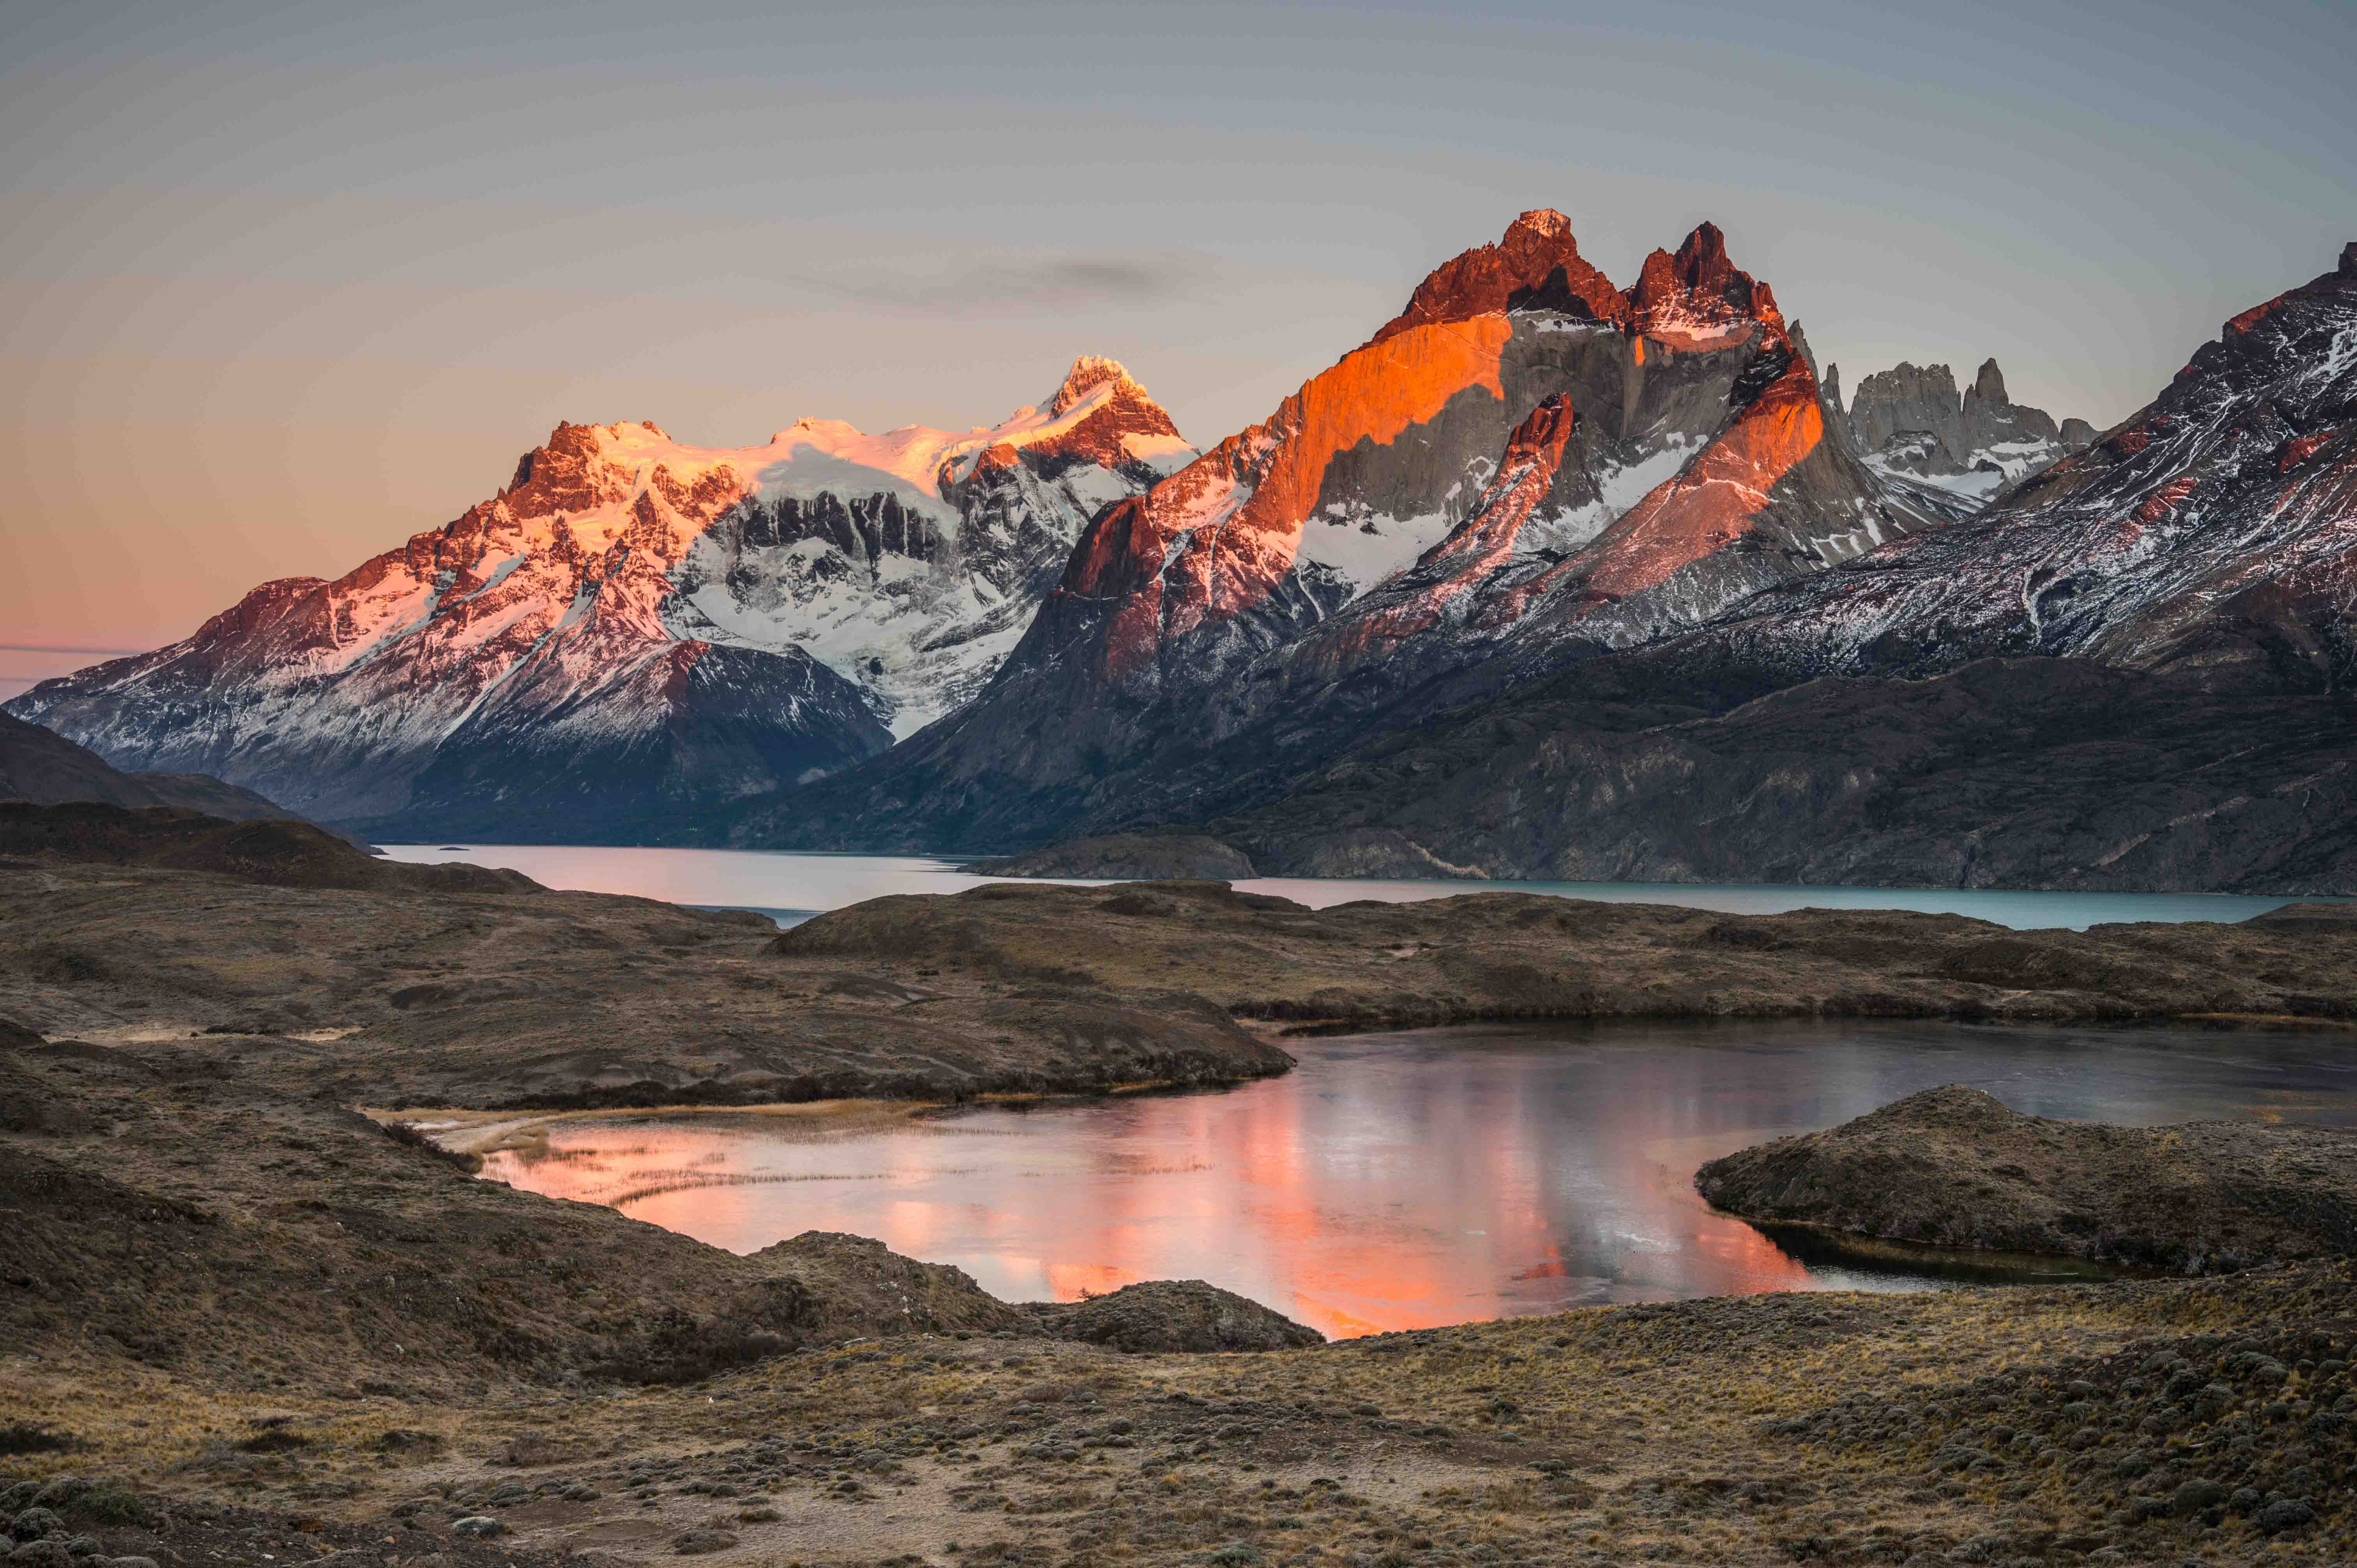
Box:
<box><xmin>1047</xmin><ymin>1262</ymin><xmax>1138</xmax><ymax>1301</ymax></box>
<box><xmin>477</xmin><ymin>1033</ymin><xmax>1904</xmax><ymax>1339</ymax></box>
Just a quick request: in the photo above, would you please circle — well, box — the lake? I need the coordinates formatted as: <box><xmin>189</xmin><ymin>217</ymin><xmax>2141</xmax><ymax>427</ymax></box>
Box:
<box><xmin>375</xmin><ymin>843</ymin><xmax>2314</xmax><ymax>930</ymax></box>
<box><xmin>468</xmin><ymin>1020</ymin><xmax>2357</xmax><ymax>1341</ymax></box>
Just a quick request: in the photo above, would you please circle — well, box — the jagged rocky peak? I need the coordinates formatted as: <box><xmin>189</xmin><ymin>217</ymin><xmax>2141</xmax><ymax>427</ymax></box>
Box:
<box><xmin>1049</xmin><ymin>354</ymin><xmax>1145</xmax><ymax>414</ymax></box>
<box><xmin>1375</xmin><ymin>208</ymin><xmax>1628</xmax><ymax>340</ymax></box>
<box><xmin>1847</xmin><ymin>362</ymin><xmax>1966</xmax><ymax>455</ymax></box>
<box><xmin>1625</xmin><ymin>221</ymin><xmax>1784</xmax><ymax>342</ymax></box>
<box><xmin>503</xmin><ymin>420</ymin><xmax>641</xmax><ymax>511</ymax></box>
<box><xmin>1968</xmin><ymin>357</ymin><xmax>2009</xmax><ymax>406</ymax></box>
<box><xmin>935</xmin><ymin>355</ymin><xmax>1192</xmax><ymax>493</ymax></box>
<box><xmin>1840</xmin><ymin>355</ymin><xmax>2093</xmax><ymax>507</ymax></box>
<box><xmin>995</xmin><ymin>355</ymin><xmax>1189</xmax><ymax>477</ymax></box>
<box><xmin>1801</xmin><ymin>335</ymin><xmax>1861</xmax><ymax>457</ymax></box>
<box><xmin>1069</xmin><ymin>212</ymin><xmax>1900</xmax><ymax>686</ymax></box>
<box><xmin>1376</xmin><ymin>211</ymin><xmax>1790</xmax><ymax>349</ymax></box>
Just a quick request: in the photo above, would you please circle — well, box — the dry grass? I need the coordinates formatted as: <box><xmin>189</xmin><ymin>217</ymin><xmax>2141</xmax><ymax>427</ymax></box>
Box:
<box><xmin>13</xmin><ymin>1264</ymin><xmax>2357</xmax><ymax>1566</ymax></box>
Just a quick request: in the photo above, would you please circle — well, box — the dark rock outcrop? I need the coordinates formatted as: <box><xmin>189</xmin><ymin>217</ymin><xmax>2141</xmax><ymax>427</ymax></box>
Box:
<box><xmin>1027</xmin><ymin>1280</ymin><xmax>1325</xmax><ymax>1353</ymax></box>
<box><xmin>0</xmin><ymin>801</ymin><xmax>532</xmax><ymax>894</ymax></box>
<box><xmin>967</xmin><ymin>833</ymin><xmax>1256</xmax><ymax>880</ymax></box>
<box><xmin>1696</xmin><ymin>1086</ymin><xmax>2357</xmax><ymax>1273</ymax></box>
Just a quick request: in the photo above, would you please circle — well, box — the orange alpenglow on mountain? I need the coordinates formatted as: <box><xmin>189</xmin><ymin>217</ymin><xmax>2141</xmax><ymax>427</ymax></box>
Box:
<box><xmin>1052</xmin><ymin>208</ymin><xmax>1848</xmax><ymax>683</ymax></box>
<box><xmin>1492</xmin><ymin>355</ymin><xmax>1825</xmax><ymax>623</ymax></box>
<box><xmin>1288</xmin><ymin>393</ymin><xmax>1581</xmax><ymax>676</ymax></box>
<box><xmin>1064</xmin><ymin>315</ymin><xmax>1514</xmax><ymax>675</ymax></box>
<box><xmin>1371</xmin><ymin>208</ymin><xmax>1629</xmax><ymax>339</ymax></box>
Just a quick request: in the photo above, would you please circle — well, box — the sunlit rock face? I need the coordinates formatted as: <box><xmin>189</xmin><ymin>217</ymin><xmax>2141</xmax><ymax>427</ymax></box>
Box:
<box><xmin>1050</xmin><ymin>216</ymin><xmax>1918</xmax><ymax>696</ymax></box>
<box><xmin>7</xmin><ymin>361</ymin><xmax>1194</xmax><ymax>841</ymax></box>
<box><xmin>735</xmin><ymin>212</ymin><xmax>1961</xmax><ymax>852</ymax></box>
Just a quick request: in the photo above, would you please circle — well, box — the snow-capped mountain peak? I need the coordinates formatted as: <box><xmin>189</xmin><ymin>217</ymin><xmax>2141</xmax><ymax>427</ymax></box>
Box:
<box><xmin>10</xmin><ymin>358</ymin><xmax>1194</xmax><ymax>841</ymax></box>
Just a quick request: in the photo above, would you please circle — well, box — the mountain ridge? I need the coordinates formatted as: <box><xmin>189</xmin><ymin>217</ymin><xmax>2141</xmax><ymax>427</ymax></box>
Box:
<box><xmin>0</xmin><ymin>710</ymin><xmax>355</xmax><ymax>837</ymax></box>
<box><xmin>20</xmin><ymin>212</ymin><xmax>2255</xmax><ymax>875</ymax></box>
<box><xmin>705</xmin><ymin>210</ymin><xmax>2093</xmax><ymax>859</ymax></box>
<box><xmin>929</xmin><ymin>242</ymin><xmax>2357</xmax><ymax>892</ymax></box>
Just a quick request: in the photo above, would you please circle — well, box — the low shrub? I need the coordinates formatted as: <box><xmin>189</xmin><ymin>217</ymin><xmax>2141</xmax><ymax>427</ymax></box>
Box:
<box><xmin>0</xmin><ymin>1425</ymin><xmax>70</xmax><ymax>1457</ymax></box>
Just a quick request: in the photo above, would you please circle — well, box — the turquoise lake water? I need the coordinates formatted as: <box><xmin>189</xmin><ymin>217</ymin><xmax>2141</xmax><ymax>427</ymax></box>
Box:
<box><xmin>375</xmin><ymin>843</ymin><xmax>2314</xmax><ymax>931</ymax></box>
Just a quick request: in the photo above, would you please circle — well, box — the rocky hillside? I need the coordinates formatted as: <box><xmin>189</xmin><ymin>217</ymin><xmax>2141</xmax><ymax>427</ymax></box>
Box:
<box><xmin>1696</xmin><ymin>1084</ymin><xmax>2357</xmax><ymax>1274</ymax></box>
<box><xmin>1711</xmin><ymin>244</ymin><xmax>2357</xmax><ymax>683</ymax></box>
<box><xmin>3</xmin><ymin>710</ymin><xmax>304</xmax><ymax>823</ymax></box>
<box><xmin>0</xmin><ymin>802</ymin><xmax>1291</xmax><ymax>1107</ymax></box>
<box><xmin>7</xmin><ymin>358</ymin><xmax>1192</xmax><ymax>842</ymax></box>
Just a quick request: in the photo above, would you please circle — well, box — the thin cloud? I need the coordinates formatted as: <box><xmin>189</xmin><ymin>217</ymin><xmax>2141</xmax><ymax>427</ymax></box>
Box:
<box><xmin>786</xmin><ymin>248</ymin><xmax>1224</xmax><ymax>315</ymax></box>
<box><xmin>0</xmin><ymin>643</ymin><xmax>150</xmax><ymax>655</ymax></box>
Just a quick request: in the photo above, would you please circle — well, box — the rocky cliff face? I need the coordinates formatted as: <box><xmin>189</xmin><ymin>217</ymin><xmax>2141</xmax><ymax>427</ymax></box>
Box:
<box><xmin>725</xmin><ymin>213</ymin><xmax>1948</xmax><ymax>852</ymax></box>
<box><xmin>1837</xmin><ymin>356</ymin><xmax>2094</xmax><ymax>510</ymax></box>
<box><xmin>9</xmin><ymin>361</ymin><xmax>1192</xmax><ymax>841</ymax></box>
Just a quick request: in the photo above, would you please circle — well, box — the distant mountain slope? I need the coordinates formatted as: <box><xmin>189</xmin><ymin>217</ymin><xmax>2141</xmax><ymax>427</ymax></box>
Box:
<box><xmin>0</xmin><ymin>797</ymin><xmax>533</xmax><ymax>893</ymax></box>
<box><xmin>1709</xmin><ymin>244</ymin><xmax>2357</xmax><ymax>683</ymax></box>
<box><xmin>1</xmin><ymin>710</ymin><xmax>321</xmax><ymax>825</ymax></box>
<box><xmin>8</xmin><ymin>359</ymin><xmax>1192</xmax><ymax>842</ymax></box>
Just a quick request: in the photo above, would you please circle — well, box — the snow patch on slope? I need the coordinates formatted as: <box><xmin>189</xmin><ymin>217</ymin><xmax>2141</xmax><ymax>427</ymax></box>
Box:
<box><xmin>1296</xmin><ymin>509</ymin><xmax>1458</xmax><ymax>596</ymax></box>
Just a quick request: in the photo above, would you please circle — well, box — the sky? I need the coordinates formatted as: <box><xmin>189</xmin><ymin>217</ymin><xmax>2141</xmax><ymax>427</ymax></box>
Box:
<box><xmin>4</xmin><ymin>0</ymin><xmax>2353</xmax><ymax>699</ymax></box>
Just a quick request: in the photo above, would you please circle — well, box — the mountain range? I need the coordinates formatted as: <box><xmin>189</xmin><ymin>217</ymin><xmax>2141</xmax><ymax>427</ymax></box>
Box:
<box><xmin>14</xmin><ymin>215</ymin><xmax>2353</xmax><ymax>892</ymax></box>
<box><xmin>9</xmin><ymin>357</ymin><xmax>1191</xmax><ymax>841</ymax></box>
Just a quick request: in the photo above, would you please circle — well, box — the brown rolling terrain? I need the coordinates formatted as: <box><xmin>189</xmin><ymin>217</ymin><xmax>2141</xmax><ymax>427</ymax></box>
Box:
<box><xmin>10</xmin><ymin>807</ymin><xmax>2357</xmax><ymax>1563</ymax></box>
<box><xmin>12</xmin><ymin>805</ymin><xmax>2357</xmax><ymax>1119</ymax></box>
<box><xmin>0</xmin><ymin>805</ymin><xmax>1288</xmax><ymax>1109</ymax></box>
<box><xmin>779</xmin><ymin>878</ymin><xmax>2357</xmax><ymax>1031</ymax></box>
<box><xmin>9</xmin><ymin>1034</ymin><xmax>2357</xmax><ymax>1568</ymax></box>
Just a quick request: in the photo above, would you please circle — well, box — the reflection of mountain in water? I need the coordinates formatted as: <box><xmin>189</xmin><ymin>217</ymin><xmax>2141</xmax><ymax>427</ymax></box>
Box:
<box><xmin>467</xmin><ymin>1019</ymin><xmax>2357</xmax><ymax>1339</ymax></box>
